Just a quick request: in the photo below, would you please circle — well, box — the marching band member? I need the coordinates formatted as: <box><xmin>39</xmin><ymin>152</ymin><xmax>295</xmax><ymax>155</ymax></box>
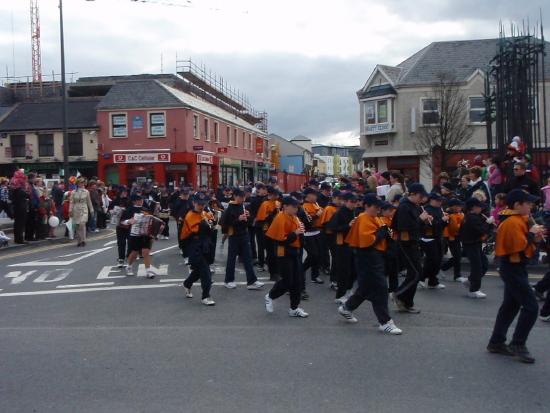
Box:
<box><xmin>418</xmin><ymin>193</ymin><xmax>448</xmax><ymax>290</ymax></box>
<box><xmin>441</xmin><ymin>199</ymin><xmax>466</xmax><ymax>282</ymax></box>
<box><xmin>255</xmin><ymin>186</ymin><xmax>281</xmax><ymax>280</ymax></box>
<box><xmin>302</xmin><ymin>188</ymin><xmax>325</xmax><ymax>284</ymax></box>
<box><xmin>181</xmin><ymin>192</ymin><xmax>216</xmax><ymax>306</ymax></box>
<box><xmin>380</xmin><ymin>202</ymin><xmax>398</xmax><ymax>295</ymax></box>
<box><xmin>488</xmin><ymin>189</ymin><xmax>545</xmax><ymax>363</ymax></box>
<box><xmin>326</xmin><ymin>192</ymin><xmax>357</xmax><ymax>303</ymax></box>
<box><xmin>221</xmin><ymin>188</ymin><xmax>264</xmax><ymax>290</ymax></box>
<box><xmin>392</xmin><ymin>183</ymin><xmax>432</xmax><ymax>314</ymax></box>
<box><xmin>459</xmin><ymin>197</ymin><xmax>492</xmax><ymax>298</ymax></box>
<box><xmin>319</xmin><ymin>190</ymin><xmax>342</xmax><ymax>288</ymax></box>
<box><xmin>264</xmin><ymin>196</ymin><xmax>309</xmax><ymax>318</ymax></box>
<box><xmin>338</xmin><ymin>194</ymin><xmax>402</xmax><ymax>335</ymax></box>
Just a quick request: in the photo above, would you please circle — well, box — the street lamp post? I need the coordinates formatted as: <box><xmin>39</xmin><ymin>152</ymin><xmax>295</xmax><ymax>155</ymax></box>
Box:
<box><xmin>59</xmin><ymin>0</ymin><xmax>69</xmax><ymax>188</ymax></box>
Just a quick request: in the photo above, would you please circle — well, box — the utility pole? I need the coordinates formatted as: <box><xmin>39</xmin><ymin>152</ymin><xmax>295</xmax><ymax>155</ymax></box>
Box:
<box><xmin>59</xmin><ymin>0</ymin><xmax>69</xmax><ymax>187</ymax></box>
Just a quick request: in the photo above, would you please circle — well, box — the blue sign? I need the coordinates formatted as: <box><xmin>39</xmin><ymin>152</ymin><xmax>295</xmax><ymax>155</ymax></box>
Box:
<box><xmin>132</xmin><ymin>115</ymin><xmax>144</xmax><ymax>129</ymax></box>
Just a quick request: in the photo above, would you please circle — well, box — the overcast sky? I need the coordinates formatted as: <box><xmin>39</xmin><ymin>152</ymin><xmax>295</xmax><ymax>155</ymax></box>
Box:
<box><xmin>0</xmin><ymin>0</ymin><xmax>548</xmax><ymax>145</ymax></box>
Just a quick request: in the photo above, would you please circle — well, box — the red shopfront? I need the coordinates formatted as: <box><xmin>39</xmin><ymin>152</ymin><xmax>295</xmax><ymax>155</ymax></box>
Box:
<box><xmin>98</xmin><ymin>151</ymin><xmax>219</xmax><ymax>189</ymax></box>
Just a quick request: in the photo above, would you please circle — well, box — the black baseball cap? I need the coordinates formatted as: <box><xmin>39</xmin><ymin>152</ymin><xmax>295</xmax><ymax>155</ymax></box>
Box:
<box><xmin>130</xmin><ymin>194</ymin><xmax>142</xmax><ymax>202</ymax></box>
<box><xmin>320</xmin><ymin>182</ymin><xmax>332</xmax><ymax>190</ymax></box>
<box><xmin>408</xmin><ymin>183</ymin><xmax>428</xmax><ymax>196</ymax></box>
<box><xmin>342</xmin><ymin>192</ymin><xmax>357</xmax><ymax>202</ymax></box>
<box><xmin>266</xmin><ymin>186</ymin><xmax>277</xmax><ymax>195</ymax></box>
<box><xmin>506</xmin><ymin>189</ymin><xmax>539</xmax><ymax>207</ymax></box>
<box><xmin>447</xmin><ymin>198</ymin><xmax>464</xmax><ymax>207</ymax></box>
<box><xmin>282</xmin><ymin>196</ymin><xmax>299</xmax><ymax>207</ymax></box>
<box><xmin>255</xmin><ymin>182</ymin><xmax>266</xmax><ymax>190</ymax></box>
<box><xmin>303</xmin><ymin>188</ymin><xmax>318</xmax><ymax>196</ymax></box>
<box><xmin>308</xmin><ymin>178</ymin><xmax>320</xmax><ymax>186</ymax></box>
<box><xmin>290</xmin><ymin>191</ymin><xmax>304</xmax><ymax>200</ymax></box>
<box><xmin>363</xmin><ymin>194</ymin><xmax>383</xmax><ymax>207</ymax></box>
<box><xmin>428</xmin><ymin>192</ymin><xmax>443</xmax><ymax>201</ymax></box>
<box><xmin>332</xmin><ymin>190</ymin><xmax>343</xmax><ymax>198</ymax></box>
<box><xmin>233</xmin><ymin>188</ymin><xmax>245</xmax><ymax>198</ymax></box>
<box><xmin>193</xmin><ymin>193</ymin><xmax>210</xmax><ymax>205</ymax></box>
<box><xmin>381</xmin><ymin>202</ymin><xmax>396</xmax><ymax>210</ymax></box>
<box><xmin>465</xmin><ymin>197</ymin><xmax>486</xmax><ymax>210</ymax></box>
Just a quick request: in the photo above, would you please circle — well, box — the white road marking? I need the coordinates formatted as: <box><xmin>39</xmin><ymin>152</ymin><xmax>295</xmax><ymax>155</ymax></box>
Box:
<box><xmin>8</xmin><ymin>247</ymin><xmax>113</xmax><ymax>267</ymax></box>
<box><xmin>160</xmin><ymin>279</ymin><xmax>185</xmax><ymax>283</ymax></box>
<box><xmin>0</xmin><ymin>283</ymin><xmax>179</xmax><ymax>297</ymax></box>
<box><xmin>150</xmin><ymin>245</ymin><xmax>179</xmax><ymax>255</ymax></box>
<box><xmin>211</xmin><ymin>281</ymin><xmax>274</xmax><ymax>286</ymax></box>
<box><xmin>57</xmin><ymin>282</ymin><xmax>115</xmax><ymax>289</ymax></box>
<box><xmin>103</xmin><ymin>240</ymin><xmax>117</xmax><ymax>246</ymax></box>
<box><xmin>33</xmin><ymin>269</ymin><xmax>72</xmax><ymax>284</ymax></box>
<box><xmin>97</xmin><ymin>266</ymin><xmax>126</xmax><ymax>280</ymax></box>
<box><xmin>4</xmin><ymin>270</ymin><xmax>37</xmax><ymax>285</ymax></box>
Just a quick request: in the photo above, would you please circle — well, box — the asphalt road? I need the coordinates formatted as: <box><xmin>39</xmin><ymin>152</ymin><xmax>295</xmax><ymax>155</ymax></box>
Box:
<box><xmin>0</xmin><ymin>223</ymin><xmax>549</xmax><ymax>413</ymax></box>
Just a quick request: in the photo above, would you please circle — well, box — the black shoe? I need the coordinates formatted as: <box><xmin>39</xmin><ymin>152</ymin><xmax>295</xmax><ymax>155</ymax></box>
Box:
<box><xmin>509</xmin><ymin>344</ymin><xmax>535</xmax><ymax>364</ymax></box>
<box><xmin>311</xmin><ymin>277</ymin><xmax>324</xmax><ymax>284</ymax></box>
<box><xmin>487</xmin><ymin>342</ymin><xmax>514</xmax><ymax>356</ymax></box>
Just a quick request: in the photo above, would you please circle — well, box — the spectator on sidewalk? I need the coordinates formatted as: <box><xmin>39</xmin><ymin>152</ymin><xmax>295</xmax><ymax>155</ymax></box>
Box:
<box><xmin>505</xmin><ymin>162</ymin><xmax>539</xmax><ymax>196</ymax></box>
<box><xmin>9</xmin><ymin>170</ymin><xmax>29</xmax><ymax>244</ymax></box>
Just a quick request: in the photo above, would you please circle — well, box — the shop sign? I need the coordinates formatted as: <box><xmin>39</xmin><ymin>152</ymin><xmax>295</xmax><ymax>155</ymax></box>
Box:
<box><xmin>255</xmin><ymin>137</ymin><xmax>264</xmax><ymax>154</ymax></box>
<box><xmin>113</xmin><ymin>153</ymin><xmax>171</xmax><ymax>163</ymax></box>
<box><xmin>241</xmin><ymin>160</ymin><xmax>255</xmax><ymax>168</ymax></box>
<box><xmin>197</xmin><ymin>154</ymin><xmax>213</xmax><ymax>164</ymax></box>
<box><xmin>132</xmin><ymin>115</ymin><xmax>144</xmax><ymax>129</ymax></box>
<box><xmin>166</xmin><ymin>164</ymin><xmax>189</xmax><ymax>171</ymax></box>
<box><xmin>193</xmin><ymin>145</ymin><xmax>204</xmax><ymax>151</ymax></box>
<box><xmin>218</xmin><ymin>147</ymin><xmax>228</xmax><ymax>154</ymax></box>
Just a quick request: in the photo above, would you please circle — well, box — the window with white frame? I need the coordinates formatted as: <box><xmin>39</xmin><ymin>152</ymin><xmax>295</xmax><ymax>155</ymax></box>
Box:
<box><xmin>242</xmin><ymin>131</ymin><xmax>247</xmax><ymax>149</ymax></box>
<box><xmin>193</xmin><ymin>115</ymin><xmax>199</xmax><ymax>139</ymax></box>
<box><xmin>248</xmin><ymin>133</ymin><xmax>252</xmax><ymax>151</ymax></box>
<box><xmin>111</xmin><ymin>113</ymin><xmax>128</xmax><ymax>138</ymax></box>
<box><xmin>469</xmin><ymin>97</ymin><xmax>485</xmax><ymax>124</ymax></box>
<box><xmin>422</xmin><ymin>99</ymin><xmax>440</xmax><ymax>125</ymax></box>
<box><xmin>214</xmin><ymin>122</ymin><xmax>220</xmax><ymax>143</ymax></box>
<box><xmin>227</xmin><ymin>125</ymin><xmax>231</xmax><ymax>146</ymax></box>
<box><xmin>234</xmin><ymin>129</ymin><xmax>238</xmax><ymax>148</ymax></box>
<box><xmin>204</xmin><ymin>118</ymin><xmax>210</xmax><ymax>141</ymax></box>
<box><xmin>149</xmin><ymin>112</ymin><xmax>166</xmax><ymax>137</ymax></box>
<box><xmin>364</xmin><ymin>99</ymin><xmax>392</xmax><ymax>126</ymax></box>
<box><xmin>365</xmin><ymin>101</ymin><xmax>376</xmax><ymax>125</ymax></box>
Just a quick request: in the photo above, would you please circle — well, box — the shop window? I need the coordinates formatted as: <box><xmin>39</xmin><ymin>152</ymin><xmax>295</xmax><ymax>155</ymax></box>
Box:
<box><xmin>38</xmin><ymin>134</ymin><xmax>54</xmax><ymax>157</ymax></box>
<box><xmin>68</xmin><ymin>132</ymin><xmax>83</xmax><ymax>156</ymax></box>
<box><xmin>111</xmin><ymin>113</ymin><xmax>127</xmax><ymax>138</ymax></box>
<box><xmin>227</xmin><ymin>125</ymin><xmax>231</xmax><ymax>146</ymax></box>
<box><xmin>214</xmin><ymin>122</ymin><xmax>220</xmax><ymax>143</ymax></box>
<box><xmin>204</xmin><ymin>118</ymin><xmax>210</xmax><ymax>141</ymax></box>
<box><xmin>469</xmin><ymin>97</ymin><xmax>485</xmax><ymax>124</ymax></box>
<box><xmin>193</xmin><ymin>115</ymin><xmax>199</xmax><ymax>139</ymax></box>
<box><xmin>422</xmin><ymin>99</ymin><xmax>440</xmax><ymax>125</ymax></box>
<box><xmin>10</xmin><ymin>134</ymin><xmax>25</xmax><ymax>157</ymax></box>
<box><xmin>149</xmin><ymin>112</ymin><xmax>166</xmax><ymax>137</ymax></box>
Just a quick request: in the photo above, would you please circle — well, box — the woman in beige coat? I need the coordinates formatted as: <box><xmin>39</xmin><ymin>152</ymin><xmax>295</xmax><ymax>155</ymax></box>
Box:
<box><xmin>69</xmin><ymin>178</ymin><xmax>94</xmax><ymax>247</ymax></box>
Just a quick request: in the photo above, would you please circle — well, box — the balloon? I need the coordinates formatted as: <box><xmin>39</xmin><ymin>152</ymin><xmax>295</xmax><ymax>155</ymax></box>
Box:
<box><xmin>48</xmin><ymin>216</ymin><xmax>60</xmax><ymax>228</ymax></box>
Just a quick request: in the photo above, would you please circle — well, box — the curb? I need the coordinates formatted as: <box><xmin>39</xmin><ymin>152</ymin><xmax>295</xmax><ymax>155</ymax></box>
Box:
<box><xmin>0</xmin><ymin>229</ymin><xmax>115</xmax><ymax>253</ymax></box>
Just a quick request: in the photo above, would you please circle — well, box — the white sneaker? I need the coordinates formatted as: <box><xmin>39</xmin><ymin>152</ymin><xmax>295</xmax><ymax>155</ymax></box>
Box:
<box><xmin>338</xmin><ymin>305</ymin><xmax>358</xmax><ymax>323</ymax></box>
<box><xmin>468</xmin><ymin>290</ymin><xmax>487</xmax><ymax>299</ymax></box>
<box><xmin>288</xmin><ymin>308</ymin><xmax>309</xmax><ymax>318</ymax></box>
<box><xmin>184</xmin><ymin>257</ymin><xmax>190</xmax><ymax>265</ymax></box>
<box><xmin>224</xmin><ymin>282</ymin><xmax>237</xmax><ymax>289</ymax></box>
<box><xmin>184</xmin><ymin>286</ymin><xmax>193</xmax><ymax>298</ymax></box>
<box><xmin>201</xmin><ymin>297</ymin><xmax>216</xmax><ymax>306</ymax></box>
<box><xmin>379</xmin><ymin>319</ymin><xmax>403</xmax><ymax>335</ymax></box>
<box><xmin>455</xmin><ymin>277</ymin><xmax>468</xmax><ymax>283</ymax></box>
<box><xmin>146</xmin><ymin>270</ymin><xmax>157</xmax><ymax>279</ymax></box>
<box><xmin>418</xmin><ymin>281</ymin><xmax>427</xmax><ymax>289</ymax></box>
<box><xmin>265</xmin><ymin>294</ymin><xmax>274</xmax><ymax>313</ymax></box>
<box><xmin>539</xmin><ymin>314</ymin><xmax>550</xmax><ymax>322</ymax></box>
<box><xmin>125</xmin><ymin>267</ymin><xmax>134</xmax><ymax>276</ymax></box>
<box><xmin>438</xmin><ymin>271</ymin><xmax>446</xmax><ymax>280</ymax></box>
<box><xmin>247</xmin><ymin>281</ymin><xmax>264</xmax><ymax>290</ymax></box>
<box><xmin>428</xmin><ymin>283</ymin><xmax>445</xmax><ymax>289</ymax></box>
<box><xmin>335</xmin><ymin>296</ymin><xmax>348</xmax><ymax>305</ymax></box>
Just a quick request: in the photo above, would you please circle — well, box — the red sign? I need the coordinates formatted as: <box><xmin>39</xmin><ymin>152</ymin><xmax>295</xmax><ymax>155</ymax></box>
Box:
<box><xmin>193</xmin><ymin>145</ymin><xmax>204</xmax><ymax>151</ymax></box>
<box><xmin>113</xmin><ymin>153</ymin><xmax>171</xmax><ymax>163</ymax></box>
<box><xmin>197</xmin><ymin>154</ymin><xmax>213</xmax><ymax>164</ymax></box>
<box><xmin>217</xmin><ymin>147</ymin><xmax>228</xmax><ymax>154</ymax></box>
<box><xmin>255</xmin><ymin>137</ymin><xmax>264</xmax><ymax>154</ymax></box>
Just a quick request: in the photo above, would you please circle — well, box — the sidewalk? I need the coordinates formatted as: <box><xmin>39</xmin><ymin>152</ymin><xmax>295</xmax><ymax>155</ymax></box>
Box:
<box><xmin>0</xmin><ymin>220</ymin><xmax>113</xmax><ymax>253</ymax></box>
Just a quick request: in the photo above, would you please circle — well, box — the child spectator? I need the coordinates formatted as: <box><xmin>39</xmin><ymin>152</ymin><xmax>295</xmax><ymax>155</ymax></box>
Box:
<box><xmin>491</xmin><ymin>193</ymin><xmax>507</xmax><ymax>226</ymax></box>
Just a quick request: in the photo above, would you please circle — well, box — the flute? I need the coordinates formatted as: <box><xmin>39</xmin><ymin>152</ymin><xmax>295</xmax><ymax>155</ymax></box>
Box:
<box><xmin>528</xmin><ymin>215</ymin><xmax>547</xmax><ymax>243</ymax></box>
<box><xmin>421</xmin><ymin>206</ymin><xmax>433</xmax><ymax>225</ymax></box>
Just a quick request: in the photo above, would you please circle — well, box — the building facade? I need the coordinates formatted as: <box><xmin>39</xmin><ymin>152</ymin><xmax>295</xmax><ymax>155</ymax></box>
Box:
<box><xmin>269</xmin><ymin>134</ymin><xmax>313</xmax><ymax>175</ymax></box>
<box><xmin>357</xmin><ymin>39</ymin><xmax>550</xmax><ymax>187</ymax></box>
<box><xmin>0</xmin><ymin>99</ymin><xmax>99</xmax><ymax>178</ymax></box>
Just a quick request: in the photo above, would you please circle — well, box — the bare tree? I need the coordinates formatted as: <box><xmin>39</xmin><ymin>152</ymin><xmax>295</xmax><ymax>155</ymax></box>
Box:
<box><xmin>415</xmin><ymin>72</ymin><xmax>474</xmax><ymax>170</ymax></box>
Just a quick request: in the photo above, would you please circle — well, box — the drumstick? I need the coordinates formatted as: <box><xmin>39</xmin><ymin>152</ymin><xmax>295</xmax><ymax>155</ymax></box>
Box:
<box><xmin>421</xmin><ymin>206</ymin><xmax>433</xmax><ymax>225</ymax></box>
<box><xmin>481</xmin><ymin>213</ymin><xmax>497</xmax><ymax>227</ymax></box>
<box><xmin>529</xmin><ymin>216</ymin><xmax>547</xmax><ymax>243</ymax></box>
